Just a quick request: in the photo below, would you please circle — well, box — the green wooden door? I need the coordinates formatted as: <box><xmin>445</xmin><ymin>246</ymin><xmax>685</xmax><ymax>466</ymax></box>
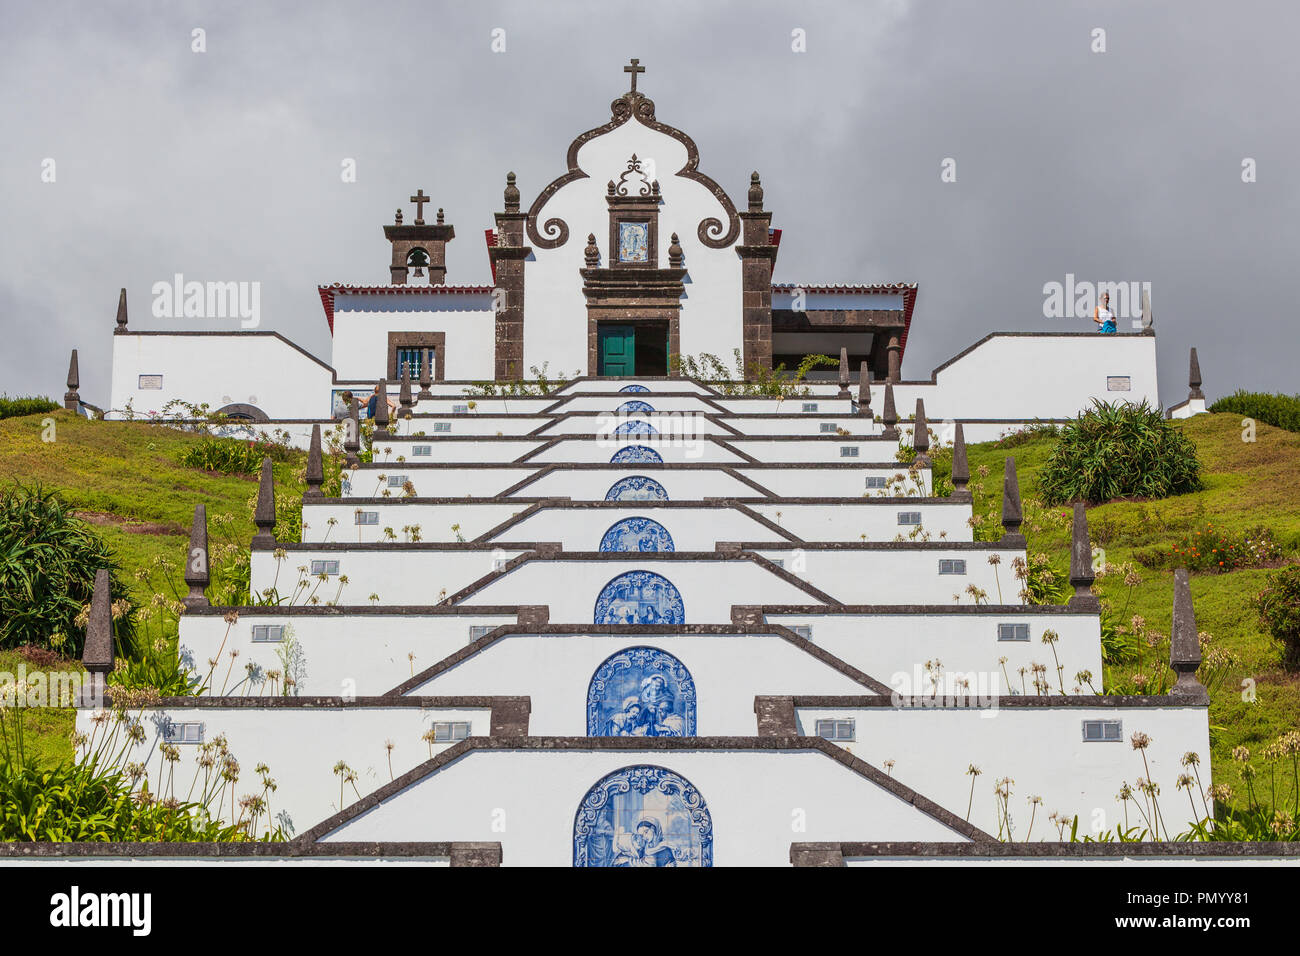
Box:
<box><xmin>598</xmin><ymin>325</ymin><xmax>636</xmax><ymax>376</ymax></box>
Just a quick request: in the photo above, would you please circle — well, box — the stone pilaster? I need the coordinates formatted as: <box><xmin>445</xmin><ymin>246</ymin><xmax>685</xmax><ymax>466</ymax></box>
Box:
<box><xmin>736</xmin><ymin>173</ymin><xmax>776</xmax><ymax>376</ymax></box>
<box><xmin>183</xmin><ymin>504</ymin><xmax>210</xmax><ymax>608</ymax></box>
<box><xmin>1000</xmin><ymin>457</ymin><xmax>1025</xmax><ymax>547</ymax></box>
<box><xmin>1067</xmin><ymin>502</ymin><xmax>1100</xmax><ymax>611</ymax></box>
<box><xmin>490</xmin><ymin>172</ymin><xmax>532</xmax><ymax>381</ymax></box>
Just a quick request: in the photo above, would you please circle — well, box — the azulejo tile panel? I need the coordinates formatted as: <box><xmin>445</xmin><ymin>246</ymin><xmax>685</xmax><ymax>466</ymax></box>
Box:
<box><xmin>613</xmin><ymin>419</ymin><xmax>658</xmax><ymax>436</ymax></box>
<box><xmin>609</xmin><ymin>444</ymin><xmax>663</xmax><ymax>464</ymax></box>
<box><xmin>604</xmin><ymin>476</ymin><xmax>669</xmax><ymax>501</ymax></box>
<box><xmin>588</xmin><ymin>647</ymin><xmax>696</xmax><ymax>737</ymax></box>
<box><xmin>618</xmin><ymin>384</ymin><xmax>650</xmax><ymax>393</ymax></box>
<box><xmin>599</xmin><ymin>517</ymin><xmax>674</xmax><ymax>553</ymax></box>
<box><xmin>573</xmin><ymin>765</ymin><xmax>712</xmax><ymax>867</ymax></box>
<box><xmin>616</xmin><ymin>400</ymin><xmax>655</xmax><ymax>414</ymax></box>
<box><xmin>593</xmin><ymin>570</ymin><xmax>685</xmax><ymax>624</ymax></box>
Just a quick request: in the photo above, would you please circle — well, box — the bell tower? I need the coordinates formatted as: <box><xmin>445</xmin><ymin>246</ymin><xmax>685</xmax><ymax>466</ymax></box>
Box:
<box><xmin>384</xmin><ymin>189</ymin><xmax>455</xmax><ymax>285</ymax></box>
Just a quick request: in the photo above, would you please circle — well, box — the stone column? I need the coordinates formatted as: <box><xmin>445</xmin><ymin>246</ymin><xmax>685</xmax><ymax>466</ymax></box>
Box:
<box><xmin>736</xmin><ymin>173</ymin><xmax>776</xmax><ymax>376</ymax></box>
<box><xmin>490</xmin><ymin>172</ymin><xmax>532</xmax><ymax>381</ymax></box>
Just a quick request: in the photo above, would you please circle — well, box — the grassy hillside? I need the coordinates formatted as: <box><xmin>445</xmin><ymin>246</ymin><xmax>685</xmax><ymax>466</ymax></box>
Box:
<box><xmin>0</xmin><ymin>410</ymin><xmax>309</xmax><ymax>764</ymax></box>
<box><xmin>2</xmin><ymin>410</ymin><xmax>1298</xmax><ymax>814</ymax></box>
<box><xmin>963</xmin><ymin>413</ymin><xmax>1300</xmax><ymax>808</ymax></box>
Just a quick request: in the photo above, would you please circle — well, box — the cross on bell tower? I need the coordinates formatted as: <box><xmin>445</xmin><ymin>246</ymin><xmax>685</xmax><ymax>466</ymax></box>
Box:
<box><xmin>409</xmin><ymin>189</ymin><xmax>431</xmax><ymax>225</ymax></box>
<box><xmin>624</xmin><ymin>57</ymin><xmax>645</xmax><ymax>92</ymax></box>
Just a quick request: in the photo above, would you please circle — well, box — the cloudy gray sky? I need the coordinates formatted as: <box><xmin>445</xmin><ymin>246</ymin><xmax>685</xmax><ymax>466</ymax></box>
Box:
<box><xmin>3</xmin><ymin>0</ymin><xmax>1295</xmax><ymax>406</ymax></box>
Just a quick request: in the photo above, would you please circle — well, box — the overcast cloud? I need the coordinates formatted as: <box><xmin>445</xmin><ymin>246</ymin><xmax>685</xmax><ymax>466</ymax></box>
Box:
<box><xmin>2</xmin><ymin>0</ymin><xmax>1295</xmax><ymax>406</ymax></box>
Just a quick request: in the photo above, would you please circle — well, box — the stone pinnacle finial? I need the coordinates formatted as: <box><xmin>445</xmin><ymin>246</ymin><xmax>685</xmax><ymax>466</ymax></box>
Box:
<box><xmin>436</xmin><ymin>207</ymin><xmax>445</xmax><ymax>225</ymax></box>
<box><xmin>504</xmin><ymin>172</ymin><xmax>520</xmax><ymax>212</ymax></box>
<box><xmin>399</xmin><ymin>367</ymin><xmax>414</xmax><ymax>420</ymax></box>
<box><xmin>668</xmin><ymin>233</ymin><xmax>683</xmax><ymax>268</ymax></box>
<box><xmin>82</xmin><ymin>568</ymin><xmax>115</xmax><ymax>700</ymax></box>
<box><xmin>114</xmin><ymin>288</ymin><xmax>128</xmax><ymax>333</ymax></box>
<box><xmin>1067</xmin><ymin>502</ymin><xmax>1100</xmax><ymax>610</ymax></box>
<box><xmin>372</xmin><ymin>379</ymin><xmax>391</xmax><ymax>441</ymax></box>
<box><xmin>1000</xmin><ymin>457</ymin><xmax>1025</xmax><ymax>545</ymax></box>
<box><xmin>748</xmin><ymin>171</ymin><xmax>765</xmax><ymax>211</ymax></box>
<box><xmin>950</xmin><ymin>424</ymin><xmax>970</xmax><ymax>500</ymax></box>
<box><xmin>913</xmin><ymin>398</ymin><xmax>931</xmax><ymax>465</ymax></box>
<box><xmin>345</xmin><ymin>397</ymin><xmax>361</xmax><ymax>468</ymax></box>
<box><xmin>183</xmin><ymin>504</ymin><xmax>210</xmax><ymax>607</ymax></box>
<box><xmin>584</xmin><ymin>233</ymin><xmax>600</xmax><ymax>268</ymax></box>
<box><xmin>418</xmin><ymin>349</ymin><xmax>433</xmax><ymax>399</ymax></box>
<box><xmin>836</xmin><ymin>348</ymin><xmax>851</xmax><ymax>399</ymax></box>
<box><xmin>253</xmin><ymin>457</ymin><xmax>277</xmax><ymax>546</ymax></box>
<box><xmin>881</xmin><ymin>383</ymin><xmax>899</xmax><ymax>440</ymax></box>
<box><xmin>1169</xmin><ymin>568</ymin><xmax>1209</xmax><ymax>703</ymax></box>
<box><xmin>857</xmin><ymin>362</ymin><xmax>873</xmax><ymax>419</ymax></box>
<box><xmin>1188</xmin><ymin>347</ymin><xmax>1204</xmax><ymax>400</ymax></box>
<box><xmin>304</xmin><ymin>424</ymin><xmax>324</xmax><ymax>500</ymax></box>
<box><xmin>64</xmin><ymin>349</ymin><xmax>80</xmax><ymax>411</ymax></box>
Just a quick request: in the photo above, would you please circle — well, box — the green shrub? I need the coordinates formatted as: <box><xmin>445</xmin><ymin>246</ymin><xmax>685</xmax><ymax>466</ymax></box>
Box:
<box><xmin>0</xmin><ymin>395</ymin><xmax>60</xmax><ymax>420</ymax></box>
<box><xmin>1209</xmin><ymin>390</ymin><xmax>1300</xmax><ymax>433</ymax></box>
<box><xmin>670</xmin><ymin>349</ymin><xmax>837</xmax><ymax>397</ymax></box>
<box><xmin>1253</xmin><ymin>564</ymin><xmax>1300</xmax><ymax>671</ymax></box>
<box><xmin>179</xmin><ymin>436</ymin><xmax>293</xmax><ymax>475</ymax></box>
<box><xmin>1037</xmin><ymin>400</ymin><xmax>1202</xmax><ymax>505</ymax></box>
<box><xmin>0</xmin><ymin>484</ymin><xmax>136</xmax><ymax>654</ymax></box>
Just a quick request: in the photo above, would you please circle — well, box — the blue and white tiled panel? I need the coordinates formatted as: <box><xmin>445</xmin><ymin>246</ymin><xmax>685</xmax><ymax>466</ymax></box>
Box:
<box><xmin>746</xmin><ymin>545</ymin><xmax>1026</xmax><ymax>605</ymax></box>
<box><xmin>178</xmin><ymin>613</ymin><xmax>518</xmax><ymax>696</ymax></box>
<box><xmin>480</xmin><ymin>508</ymin><xmax>789</xmax><ymax>551</ymax></box>
<box><xmin>407</xmin><ymin>638</ymin><xmax>869</xmax><ymax>734</ymax></box>
<box><xmin>456</xmin><ymin>561</ymin><xmax>833</xmax><ymax>623</ymax></box>
<box><xmin>247</xmin><ymin>547</ymin><xmax>532</xmax><ymax>605</ymax></box>
<box><xmin>763</xmin><ymin>612</ymin><xmax>1103</xmax><ymax>694</ymax></box>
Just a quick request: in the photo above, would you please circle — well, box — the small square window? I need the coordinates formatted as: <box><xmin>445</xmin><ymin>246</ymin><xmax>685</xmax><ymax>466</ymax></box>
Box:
<box><xmin>433</xmin><ymin>422</ymin><xmax>452</xmax><ymax>433</ymax></box>
<box><xmin>897</xmin><ymin>511</ymin><xmax>922</xmax><ymax>526</ymax></box>
<box><xmin>802</xmin><ymin>403</ymin><xmax>818</xmax><ymax>413</ymax></box>
<box><xmin>819</xmin><ymin>422</ymin><xmax>838</xmax><ymax>433</ymax></box>
<box><xmin>997</xmin><ymin>623</ymin><xmax>1030</xmax><ymax>642</ymax></box>
<box><xmin>839</xmin><ymin>446</ymin><xmax>860</xmax><ymax>458</ymax></box>
<box><xmin>354</xmin><ymin>511</ymin><xmax>379</xmax><ymax>525</ymax></box>
<box><xmin>468</xmin><ymin>625</ymin><xmax>494</xmax><ymax>642</ymax></box>
<box><xmin>452</xmin><ymin>404</ymin><xmax>469</xmax><ymax>414</ymax></box>
<box><xmin>815</xmin><ymin>718</ymin><xmax>855</xmax><ymax>742</ymax></box>
<box><xmin>251</xmin><ymin>624</ymin><xmax>284</xmax><ymax>643</ymax></box>
<box><xmin>432</xmin><ymin>721</ymin><xmax>471</xmax><ymax>743</ymax></box>
<box><xmin>387</xmin><ymin>475</ymin><xmax>409</xmax><ymax>487</ymax></box>
<box><xmin>1082</xmin><ymin>719</ymin><xmax>1123</xmax><ymax>742</ymax></box>
<box><xmin>865</xmin><ymin>476</ymin><xmax>887</xmax><ymax>490</ymax></box>
<box><xmin>938</xmin><ymin>559</ymin><xmax>967</xmax><ymax>575</ymax></box>
<box><xmin>1106</xmin><ymin>376</ymin><xmax>1132</xmax><ymax>392</ymax></box>
<box><xmin>162</xmin><ymin>721</ymin><xmax>204</xmax><ymax>745</ymax></box>
<box><xmin>310</xmin><ymin>559</ymin><xmax>340</xmax><ymax>575</ymax></box>
<box><xmin>789</xmin><ymin>624</ymin><xmax>813</xmax><ymax>640</ymax></box>
<box><xmin>412</xmin><ymin>445</ymin><xmax>432</xmax><ymax>457</ymax></box>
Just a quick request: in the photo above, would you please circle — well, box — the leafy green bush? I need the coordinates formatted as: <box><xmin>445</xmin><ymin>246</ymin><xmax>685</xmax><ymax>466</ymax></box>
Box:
<box><xmin>1135</xmin><ymin>523</ymin><xmax>1283</xmax><ymax>573</ymax></box>
<box><xmin>1037</xmin><ymin>400</ymin><xmax>1202</xmax><ymax>505</ymax></box>
<box><xmin>0</xmin><ymin>484</ymin><xmax>136</xmax><ymax>654</ymax></box>
<box><xmin>179</xmin><ymin>436</ymin><xmax>293</xmax><ymax>475</ymax></box>
<box><xmin>1209</xmin><ymin>390</ymin><xmax>1300</xmax><ymax>433</ymax></box>
<box><xmin>1253</xmin><ymin>564</ymin><xmax>1300</xmax><ymax>671</ymax></box>
<box><xmin>0</xmin><ymin>395</ymin><xmax>60</xmax><ymax>420</ymax></box>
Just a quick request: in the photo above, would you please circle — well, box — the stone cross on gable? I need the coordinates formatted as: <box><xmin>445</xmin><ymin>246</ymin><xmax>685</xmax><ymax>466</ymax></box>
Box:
<box><xmin>624</xmin><ymin>58</ymin><xmax>645</xmax><ymax>92</ymax></box>
<box><xmin>409</xmin><ymin>189</ymin><xmax>431</xmax><ymax>224</ymax></box>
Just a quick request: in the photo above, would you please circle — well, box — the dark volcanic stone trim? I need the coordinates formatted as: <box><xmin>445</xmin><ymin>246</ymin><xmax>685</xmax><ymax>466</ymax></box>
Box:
<box><xmin>800</xmin><ymin>841</ymin><xmax>1300</xmax><ymax>861</ymax></box>
<box><xmin>759</xmin><ymin>603</ymin><xmax>1094</xmax><ymax>615</ymax></box>
<box><xmin>0</xmin><ymin>842</ymin><xmax>502</xmax><ymax>863</ymax></box>
<box><xmin>348</xmin><ymin>461</ymin><xmax>909</xmax><ymax>471</ymax></box>
<box><xmin>295</xmin><ymin>735</ymin><xmax>994</xmax><ymax>845</ymax></box>
<box><xmin>101</xmin><ymin>695</ymin><xmax>530</xmax><ymax>717</ymax></box>
<box><xmin>181</xmin><ymin>604</ymin><xmax>519</xmax><ymax>617</ymax></box>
